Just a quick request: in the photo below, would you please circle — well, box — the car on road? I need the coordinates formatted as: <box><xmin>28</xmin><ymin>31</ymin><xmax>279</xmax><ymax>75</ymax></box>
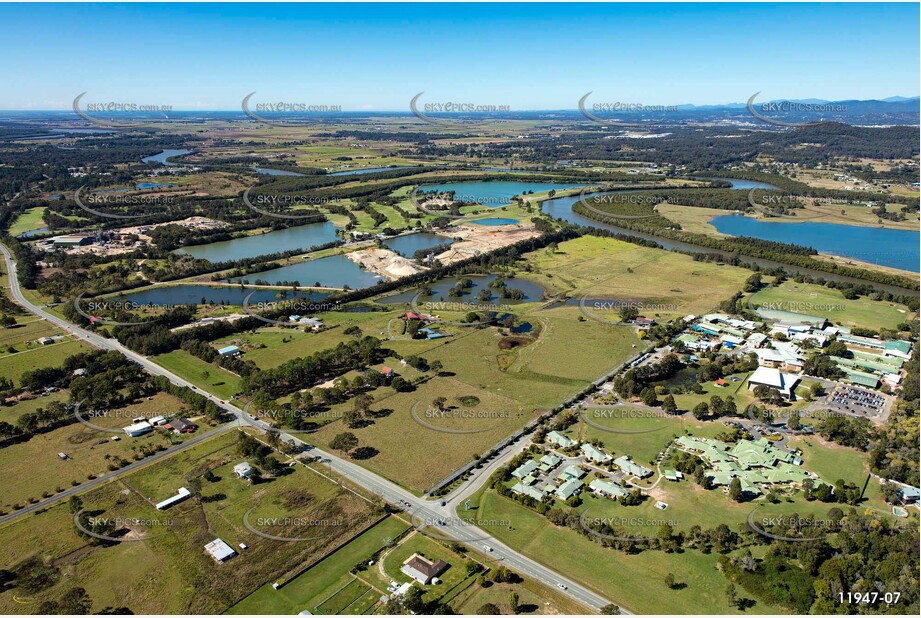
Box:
<box><xmin>483</xmin><ymin>544</ymin><xmax>493</xmax><ymax>552</ymax></box>
<box><xmin>557</xmin><ymin>583</ymin><xmax>567</xmax><ymax>590</ymax></box>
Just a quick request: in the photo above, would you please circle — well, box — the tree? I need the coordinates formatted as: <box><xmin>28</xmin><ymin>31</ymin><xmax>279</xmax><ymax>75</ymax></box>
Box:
<box><xmin>664</xmin><ymin>572</ymin><xmax>677</xmax><ymax>589</ymax></box>
<box><xmin>641</xmin><ymin>387</ymin><xmax>658</xmax><ymax>406</ymax></box>
<box><xmin>728</xmin><ymin>477</ymin><xmax>743</xmax><ymax>502</ymax></box>
<box><xmin>59</xmin><ymin>587</ymin><xmax>92</xmax><ymax>615</ymax></box>
<box><xmin>600</xmin><ymin>603</ymin><xmax>621</xmax><ymax>614</ymax></box>
<box><xmin>661</xmin><ymin>394</ymin><xmax>677</xmax><ymax>414</ymax></box>
<box><xmin>403</xmin><ymin>585</ymin><xmax>425</xmax><ymax>613</ymax></box>
<box><xmin>343</xmin><ymin>409</ymin><xmax>363</xmax><ymax>428</ymax></box>
<box><xmin>692</xmin><ymin>402</ymin><xmax>710</xmax><ymax>420</ymax></box>
<box><xmin>477</xmin><ymin>604</ymin><xmax>501</xmax><ymax>615</ymax></box>
<box><xmin>432</xmin><ymin>396</ymin><xmax>447</xmax><ymax>411</ymax></box>
<box><xmin>509</xmin><ymin>592</ymin><xmax>520</xmax><ymax>614</ymax></box>
<box><xmin>726</xmin><ymin>583</ymin><xmax>737</xmax><ymax>608</ymax></box>
<box><xmin>329</xmin><ymin>432</ymin><xmax>358</xmax><ymax>454</ymax></box>
<box><xmin>787</xmin><ymin>409</ymin><xmax>801</xmax><ymax>431</ymax></box>
<box><xmin>352</xmin><ymin>393</ymin><xmax>372</xmax><ymax>413</ymax></box>
<box><xmin>619</xmin><ymin>306</ymin><xmax>639</xmax><ymax>322</ymax></box>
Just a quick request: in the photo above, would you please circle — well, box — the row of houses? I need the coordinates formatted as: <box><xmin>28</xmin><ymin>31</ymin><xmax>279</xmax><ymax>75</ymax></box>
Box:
<box><xmin>676</xmin><ymin>435</ymin><xmax>825</xmax><ymax>497</ymax></box>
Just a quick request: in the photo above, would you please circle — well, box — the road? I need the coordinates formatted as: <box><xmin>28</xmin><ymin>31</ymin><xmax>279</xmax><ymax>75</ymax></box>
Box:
<box><xmin>0</xmin><ymin>240</ymin><xmax>625</xmax><ymax>614</ymax></box>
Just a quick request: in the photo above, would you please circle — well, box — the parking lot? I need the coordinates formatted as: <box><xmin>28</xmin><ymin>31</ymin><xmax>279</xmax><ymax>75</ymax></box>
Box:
<box><xmin>827</xmin><ymin>386</ymin><xmax>887</xmax><ymax>420</ymax></box>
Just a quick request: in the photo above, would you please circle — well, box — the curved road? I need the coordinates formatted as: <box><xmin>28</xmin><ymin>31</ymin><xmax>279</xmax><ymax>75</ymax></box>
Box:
<box><xmin>0</xmin><ymin>241</ymin><xmax>625</xmax><ymax>614</ymax></box>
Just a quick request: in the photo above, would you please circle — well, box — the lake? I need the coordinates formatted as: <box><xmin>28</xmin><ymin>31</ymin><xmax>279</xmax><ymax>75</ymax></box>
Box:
<box><xmin>540</xmin><ymin>191</ymin><xmax>917</xmax><ymax>293</ymax></box>
<box><xmin>469</xmin><ymin>217</ymin><xmax>520</xmax><ymax>226</ymax></box>
<box><xmin>379</xmin><ymin>274</ymin><xmax>545</xmax><ymax>305</ymax></box>
<box><xmin>252</xmin><ymin>167</ymin><xmax>305</xmax><ymax>177</ymax></box>
<box><xmin>137</xmin><ymin>182</ymin><xmax>175</xmax><ymax>189</ymax></box>
<box><xmin>710</xmin><ymin>215</ymin><xmax>919</xmax><ymax>272</ymax></box>
<box><xmin>142</xmin><ymin>149</ymin><xmax>192</xmax><ymax>165</ymax></box>
<box><xmin>235</xmin><ymin>254</ymin><xmax>383</xmax><ymax>289</ymax></box>
<box><xmin>328</xmin><ymin>166</ymin><xmax>414</xmax><ymax>176</ymax></box>
<box><xmin>114</xmin><ymin>285</ymin><xmax>329</xmax><ymax>307</ymax></box>
<box><xmin>173</xmin><ymin>222</ymin><xmax>338</xmax><ymax>262</ymax></box>
<box><xmin>420</xmin><ymin>181</ymin><xmax>582</xmax><ymax>207</ymax></box>
<box><xmin>711</xmin><ymin>178</ymin><xmax>778</xmax><ymax>190</ymax></box>
<box><xmin>382</xmin><ymin>233</ymin><xmax>452</xmax><ymax>257</ymax></box>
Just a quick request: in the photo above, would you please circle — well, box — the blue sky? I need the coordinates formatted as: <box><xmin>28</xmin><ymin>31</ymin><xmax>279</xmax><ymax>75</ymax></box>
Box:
<box><xmin>1</xmin><ymin>2</ymin><xmax>918</xmax><ymax>111</ymax></box>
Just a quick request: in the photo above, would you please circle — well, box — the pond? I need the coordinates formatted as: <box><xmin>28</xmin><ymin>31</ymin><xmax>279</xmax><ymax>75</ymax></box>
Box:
<box><xmin>469</xmin><ymin>217</ymin><xmax>520</xmax><ymax>226</ymax></box>
<box><xmin>233</xmin><ymin>254</ymin><xmax>383</xmax><ymax>289</ymax></box>
<box><xmin>252</xmin><ymin>167</ymin><xmax>305</xmax><ymax>177</ymax></box>
<box><xmin>420</xmin><ymin>180</ymin><xmax>582</xmax><ymax>207</ymax></box>
<box><xmin>381</xmin><ymin>233</ymin><xmax>452</xmax><ymax>257</ymax></box>
<box><xmin>327</xmin><ymin>166</ymin><xmax>414</xmax><ymax>176</ymax></box>
<box><xmin>173</xmin><ymin>222</ymin><xmax>338</xmax><ymax>262</ymax></box>
<box><xmin>142</xmin><ymin>149</ymin><xmax>192</xmax><ymax>165</ymax></box>
<box><xmin>379</xmin><ymin>274</ymin><xmax>546</xmax><ymax>305</ymax></box>
<box><xmin>113</xmin><ymin>285</ymin><xmax>329</xmax><ymax>306</ymax></box>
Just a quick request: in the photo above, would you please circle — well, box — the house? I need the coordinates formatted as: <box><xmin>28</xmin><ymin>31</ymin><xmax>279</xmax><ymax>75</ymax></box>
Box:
<box><xmin>512</xmin><ymin>459</ymin><xmax>539</xmax><ymax>479</ymax></box>
<box><xmin>589</xmin><ymin>478</ymin><xmax>627</xmax><ymax>499</ymax></box>
<box><xmin>300</xmin><ymin>317</ymin><xmax>323</xmax><ymax>330</ymax></box>
<box><xmin>233</xmin><ymin>462</ymin><xmax>253</xmax><ymax>479</ymax></box>
<box><xmin>580</xmin><ymin>443</ymin><xmax>612</xmax><ymax>464</ymax></box>
<box><xmin>613</xmin><ymin>456</ymin><xmax>653</xmax><ymax>479</ymax></box>
<box><xmin>401</xmin><ymin>554</ymin><xmax>448</xmax><ymax>584</ymax></box>
<box><xmin>663</xmin><ymin>469</ymin><xmax>680</xmax><ymax>482</ymax></box>
<box><xmin>747</xmin><ymin>366</ymin><xmax>801</xmax><ymax>400</ymax></box>
<box><xmin>204</xmin><ymin>538</ymin><xmax>237</xmax><ymax>563</ymax></box>
<box><xmin>156</xmin><ymin>487</ymin><xmax>191</xmax><ymax>510</ymax></box>
<box><xmin>746</xmin><ymin>333</ymin><xmax>768</xmax><ymax>349</ymax></box>
<box><xmin>511</xmin><ymin>482</ymin><xmax>545</xmax><ymax>501</ymax></box>
<box><xmin>557</xmin><ymin>465</ymin><xmax>586</xmax><ymax>482</ymax></box>
<box><xmin>72</xmin><ymin>367</ymin><xmax>88</xmax><ymax>377</ymax></box>
<box><xmin>149</xmin><ymin>416</ymin><xmax>167</xmax><ymax>426</ymax></box>
<box><xmin>898</xmin><ymin>486</ymin><xmax>920</xmax><ymax>505</ymax></box>
<box><xmin>714</xmin><ymin>379</ymin><xmax>728</xmax><ymax>388</ymax></box>
<box><xmin>555</xmin><ymin>478</ymin><xmax>583</xmax><ymax>500</ymax></box>
<box><xmin>539</xmin><ymin>453</ymin><xmax>562</xmax><ymax>471</ymax></box>
<box><xmin>546</xmin><ymin>430</ymin><xmax>575</xmax><ymax>449</ymax></box>
<box><xmin>635</xmin><ymin>317</ymin><xmax>655</xmax><ymax>327</ymax></box>
<box><xmin>51</xmin><ymin>233</ymin><xmax>93</xmax><ymax>247</ymax></box>
<box><xmin>379</xmin><ymin>366</ymin><xmax>395</xmax><ymax>378</ymax></box>
<box><xmin>123</xmin><ymin>421</ymin><xmax>153</xmax><ymax>437</ymax></box>
<box><xmin>167</xmin><ymin>417</ymin><xmax>196</xmax><ymax>434</ymax></box>
<box><xmin>218</xmin><ymin>345</ymin><xmax>242</xmax><ymax>357</ymax></box>
<box><xmin>883</xmin><ymin>340</ymin><xmax>912</xmax><ymax>360</ymax></box>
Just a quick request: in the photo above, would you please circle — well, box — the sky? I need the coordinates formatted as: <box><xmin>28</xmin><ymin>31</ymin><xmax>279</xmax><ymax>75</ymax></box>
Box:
<box><xmin>0</xmin><ymin>2</ymin><xmax>918</xmax><ymax>111</ymax></box>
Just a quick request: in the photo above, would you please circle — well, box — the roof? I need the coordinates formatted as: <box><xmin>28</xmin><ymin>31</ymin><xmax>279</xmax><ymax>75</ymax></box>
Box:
<box><xmin>885</xmin><ymin>340</ymin><xmax>912</xmax><ymax>354</ymax></box>
<box><xmin>204</xmin><ymin>538</ymin><xmax>237</xmax><ymax>562</ymax></box>
<box><xmin>380</xmin><ymin>366</ymin><xmax>394</xmax><ymax>374</ymax></box>
<box><xmin>540</xmin><ymin>453</ymin><xmax>562</xmax><ymax>467</ymax></box>
<box><xmin>402</xmin><ymin>554</ymin><xmax>448</xmax><ymax>580</ymax></box>
<box><xmin>581</xmin><ymin>443</ymin><xmax>612</xmax><ymax>463</ymax></box>
<box><xmin>511</xmin><ymin>482</ymin><xmax>544</xmax><ymax>501</ymax></box>
<box><xmin>218</xmin><ymin>345</ymin><xmax>241</xmax><ymax>355</ymax></box>
<box><xmin>613</xmin><ymin>455</ymin><xmax>653</xmax><ymax>478</ymax></box>
<box><xmin>556</xmin><ymin>478</ymin><xmax>583</xmax><ymax>500</ymax></box>
<box><xmin>234</xmin><ymin>462</ymin><xmax>253</xmax><ymax>475</ymax></box>
<box><xmin>512</xmin><ymin>459</ymin><xmax>539</xmax><ymax>479</ymax></box>
<box><xmin>558</xmin><ymin>464</ymin><xmax>586</xmax><ymax>480</ymax></box>
<box><xmin>546</xmin><ymin>430</ymin><xmax>575</xmax><ymax>448</ymax></box>
<box><xmin>748</xmin><ymin>367</ymin><xmax>800</xmax><ymax>396</ymax></box>
<box><xmin>589</xmin><ymin>478</ymin><xmax>627</xmax><ymax>498</ymax></box>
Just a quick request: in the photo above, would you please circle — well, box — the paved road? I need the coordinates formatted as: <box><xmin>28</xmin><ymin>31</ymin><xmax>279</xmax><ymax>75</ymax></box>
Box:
<box><xmin>0</xmin><ymin>241</ymin><xmax>624</xmax><ymax>614</ymax></box>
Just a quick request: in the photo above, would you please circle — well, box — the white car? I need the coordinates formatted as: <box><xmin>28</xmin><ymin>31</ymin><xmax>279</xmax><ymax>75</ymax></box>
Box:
<box><xmin>482</xmin><ymin>545</ymin><xmax>493</xmax><ymax>552</ymax></box>
<box><xmin>557</xmin><ymin>583</ymin><xmax>567</xmax><ymax>590</ymax></box>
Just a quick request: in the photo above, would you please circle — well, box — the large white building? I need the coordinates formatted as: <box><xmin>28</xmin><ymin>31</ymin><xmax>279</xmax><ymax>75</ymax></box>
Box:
<box><xmin>747</xmin><ymin>366</ymin><xmax>801</xmax><ymax>400</ymax></box>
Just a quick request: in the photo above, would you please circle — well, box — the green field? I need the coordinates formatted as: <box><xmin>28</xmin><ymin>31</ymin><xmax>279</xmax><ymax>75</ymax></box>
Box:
<box><xmin>7</xmin><ymin>207</ymin><xmax>47</xmax><ymax>237</ymax></box>
<box><xmin>748</xmin><ymin>279</ymin><xmax>914</xmax><ymax>331</ymax></box>
<box><xmin>0</xmin><ymin>338</ymin><xmax>90</xmax><ymax>387</ymax></box>
<box><xmin>0</xmin><ymin>392</ymin><xmax>194</xmax><ymax>511</ymax></box>
<box><xmin>0</xmin><ymin>429</ymin><xmax>383</xmax><ymax>614</ymax></box>
<box><xmin>152</xmin><ymin>349</ymin><xmax>242</xmax><ymax>399</ymax></box>
<box><xmin>471</xmin><ymin>490</ymin><xmax>781</xmax><ymax>614</ymax></box>
<box><xmin>228</xmin><ymin>516</ymin><xmax>410</xmax><ymax>615</ymax></box>
<box><xmin>523</xmin><ymin>235</ymin><xmax>751</xmax><ymax>320</ymax></box>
